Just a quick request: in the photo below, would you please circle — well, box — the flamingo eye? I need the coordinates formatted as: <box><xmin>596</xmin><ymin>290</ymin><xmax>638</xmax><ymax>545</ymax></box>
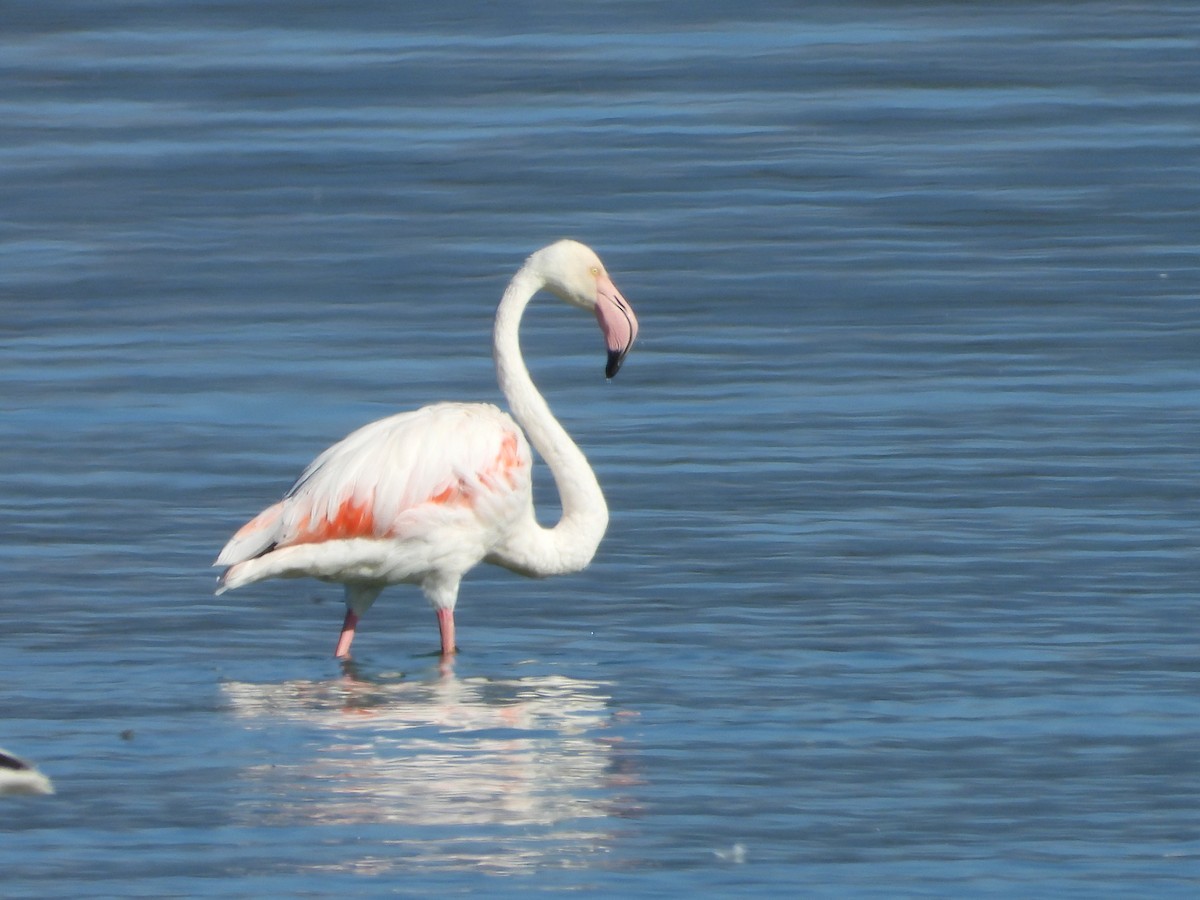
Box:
<box><xmin>589</xmin><ymin>266</ymin><xmax>600</xmax><ymax>276</ymax></box>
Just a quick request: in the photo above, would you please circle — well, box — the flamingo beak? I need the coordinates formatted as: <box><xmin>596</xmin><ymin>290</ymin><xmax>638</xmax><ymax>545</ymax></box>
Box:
<box><xmin>594</xmin><ymin>274</ymin><xmax>638</xmax><ymax>378</ymax></box>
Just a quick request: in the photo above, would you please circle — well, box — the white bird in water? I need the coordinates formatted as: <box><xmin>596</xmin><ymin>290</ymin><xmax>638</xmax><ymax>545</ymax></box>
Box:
<box><xmin>215</xmin><ymin>240</ymin><xmax>639</xmax><ymax>659</ymax></box>
<box><xmin>0</xmin><ymin>748</ymin><xmax>54</xmax><ymax>796</ymax></box>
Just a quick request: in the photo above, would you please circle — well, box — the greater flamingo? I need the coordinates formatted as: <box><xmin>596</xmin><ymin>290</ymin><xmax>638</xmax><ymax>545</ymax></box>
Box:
<box><xmin>215</xmin><ymin>240</ymin><xmax>638</xmax><ymax>659</ymax></box>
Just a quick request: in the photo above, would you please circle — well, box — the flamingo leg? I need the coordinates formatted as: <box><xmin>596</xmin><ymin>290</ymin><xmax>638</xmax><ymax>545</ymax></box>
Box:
<box><xmin>437</xmin><ymin>607</ymin><xmax>456</xmax><ymax>656</ymax></box>
<box><xmin>334</xmin><ymin>609</ymin><xmax>358</xmax><ymax>659</ymax></box>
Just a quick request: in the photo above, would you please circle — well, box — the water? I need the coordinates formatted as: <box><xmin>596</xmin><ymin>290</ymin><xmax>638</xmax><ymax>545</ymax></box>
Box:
<box><xmin>2</xmin><ymin>1</ymin><xmax>1198</xmax><ymax>895</ymax></box>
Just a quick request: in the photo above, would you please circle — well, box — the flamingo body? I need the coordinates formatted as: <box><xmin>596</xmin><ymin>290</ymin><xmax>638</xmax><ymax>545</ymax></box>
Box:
<box><xmin>215</xmin><ymin>240</ymin><xmax>638</xmax><ymax>658</ymax></box>
<box><xmin>218</xmin><ymin>403</ymin><xmax>533</xmax><ymax>590</ymax></box>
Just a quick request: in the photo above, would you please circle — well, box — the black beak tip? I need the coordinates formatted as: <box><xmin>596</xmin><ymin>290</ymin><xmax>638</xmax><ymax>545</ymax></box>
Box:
<box><xmin>606</xmin><ymin>350</ymin><xmax>625</xmax><ymax>379</ymax></box>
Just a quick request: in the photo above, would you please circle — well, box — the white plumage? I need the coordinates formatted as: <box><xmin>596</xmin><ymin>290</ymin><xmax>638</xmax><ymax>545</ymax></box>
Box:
<box><xmin>215</xmin><ymin>240</ymin><xmax>638</xmax><ymax>658</ymax></box>
<box><xmin>217</xmin><ymin>404</ymin><xmax>532</xmax><ymax>586</ymax></box>
<box><xmin>0</xmin><ymin>748</ymin><xmax>54</xmax><ymax>796</ymax></box>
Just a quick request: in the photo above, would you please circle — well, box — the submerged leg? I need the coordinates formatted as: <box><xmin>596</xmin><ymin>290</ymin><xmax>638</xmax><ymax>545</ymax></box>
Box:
<box><xmin>334</xmin><ymin>584</ymin><xmax>382</xmax><ymax>659</ymax></box>
<box><xmin>423</xmin><ymin>574</ymin><xmax>461</xmax><ymax>658</ymax></box>
<box><xmin>437</xmin><ymin>607</ymin><xmax>456</xmax><ymax>657</ymax></box>
<box><xmin>334</xmin><ymin>609</ymin><xmax>358</xmax><ymax>659</ymax></box>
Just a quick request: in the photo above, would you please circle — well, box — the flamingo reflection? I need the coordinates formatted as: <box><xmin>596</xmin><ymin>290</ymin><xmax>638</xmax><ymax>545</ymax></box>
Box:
<box><xmin>220</xmin><ymin>667</ymin><xmax>636</xmax><ymax>873</ymax></box>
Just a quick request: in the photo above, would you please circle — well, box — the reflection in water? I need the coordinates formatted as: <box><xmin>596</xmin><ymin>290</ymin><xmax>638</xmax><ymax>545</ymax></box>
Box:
<box><xmin>221</xmin><ymin>668</ymin><xmax>636</xmax><ymax>874</ymax></box>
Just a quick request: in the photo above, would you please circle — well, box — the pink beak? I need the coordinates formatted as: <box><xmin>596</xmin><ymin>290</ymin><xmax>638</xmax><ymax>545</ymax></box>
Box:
<box><xmin>594</xmin><ymin>274</ymin><xmax>638</xmax><ymax>377</ymax></box>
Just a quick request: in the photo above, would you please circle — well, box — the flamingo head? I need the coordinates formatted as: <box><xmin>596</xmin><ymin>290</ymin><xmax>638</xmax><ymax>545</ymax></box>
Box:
<box><xmin>532</xmin><ymin>239</ymin><xmax>639</xmax><ymax>378</ymax></box>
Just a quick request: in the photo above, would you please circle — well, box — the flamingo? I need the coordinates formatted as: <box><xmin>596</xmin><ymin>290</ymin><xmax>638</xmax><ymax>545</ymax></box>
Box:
<box><xmin>215</xmin><ymin>240</ymin><xmax>638</xmax><ymax>659</ymax></box>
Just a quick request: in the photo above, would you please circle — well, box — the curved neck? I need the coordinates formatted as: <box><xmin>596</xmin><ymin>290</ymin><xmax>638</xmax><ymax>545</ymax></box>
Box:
<box><xmin>492</xmin><ymin>268</ymin><xmax>609</xmax><ymax>575</ymax></box>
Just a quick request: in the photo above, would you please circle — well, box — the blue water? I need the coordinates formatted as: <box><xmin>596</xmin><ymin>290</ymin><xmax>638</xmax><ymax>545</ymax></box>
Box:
<box><xmin>2</xmin><ymin>1</ymin><xmax>1198</xmax><ymax>896</ymax></box>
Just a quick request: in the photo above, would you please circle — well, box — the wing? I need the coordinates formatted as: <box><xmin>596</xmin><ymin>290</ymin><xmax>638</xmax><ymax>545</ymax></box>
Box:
<box><xmin>216</xmin><ymin>402</ymin><xmax>532</xmax><ymax>566</ymax></box>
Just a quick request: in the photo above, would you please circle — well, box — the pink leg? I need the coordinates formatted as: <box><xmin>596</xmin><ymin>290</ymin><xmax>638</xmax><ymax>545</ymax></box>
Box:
<box><xmin>334</xmin><ymin>609</ymin><xmax>358</xmax><ymax>658</ymax></box>
<box><xmin>437</xmin><ymin>607</ymin><xmax>456</xmax><ymax>657</ymax></box>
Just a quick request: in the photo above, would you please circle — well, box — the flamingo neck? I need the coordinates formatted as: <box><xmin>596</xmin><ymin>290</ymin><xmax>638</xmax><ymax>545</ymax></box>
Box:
<box><xmin>492</xmin><ymin>267</ymin><xmax>609</xmax><ymax>576</ymax></box>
